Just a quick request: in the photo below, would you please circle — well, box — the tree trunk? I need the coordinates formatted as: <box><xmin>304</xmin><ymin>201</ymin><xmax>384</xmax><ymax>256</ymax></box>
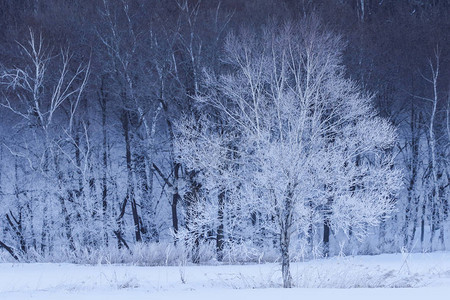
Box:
<box><xmin>100</xmin><ymin>85</ymin><xmax>109</xmax><ymax>246</ymax></box>
<box><xmin>280</xmin><ymin>225</ymin><xmax>292</xmax><ymax>288</ymax></box>
<box><xmin>172</xmin><ymin>163</ymin><xmax>181</xmax><ymax>235</ymax></box>
<box><xmin>420</xmin><ymin>197</ymin><xmax>426</xmax><ymax>249</ymax></box>
<box><xmin>122</xmin><ymin>110</ymin><xmax>141</xmax><ymax>242</ymax></box>
<box><xmin>280</xmin><ymin>190</ymin><xmax>294</xmax><ymax>288</ymax></box>
<box><xmin>216</xmin><ymin>189</ymin><xmax>225</xmax><ymax>261</ymax></box>
<box><xmin>0</xmin><ymin>240</ymin><xmax>19</xmax><ymax>261</ymax></box>
<box><xmin>428</xmin><ymin>54</ymin><xmax>440</xmax><ymax>251</ymax></box>
<box><xmin>323</xmin><ymin>216</ymin><xmax>330</xmax><ymax>257</ymax></box>
<box><xmin>323</xmin><ymin>196</ymin><xmax>333</xmax><ymax>257</ymax></box>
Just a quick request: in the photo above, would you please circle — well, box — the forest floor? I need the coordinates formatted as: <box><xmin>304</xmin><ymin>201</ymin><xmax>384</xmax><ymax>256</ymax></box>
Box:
<box><xmin>1</xmin><ymin>251</ymin><xmax>450</xmax><ymax>299</ymax></box>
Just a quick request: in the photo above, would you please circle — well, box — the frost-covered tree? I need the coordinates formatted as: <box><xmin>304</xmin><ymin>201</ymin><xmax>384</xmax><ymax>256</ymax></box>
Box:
<box><xmin>0</xmin><ymin>31</ymin><xmax>90</xmax><ymax>258</ymax></box>
<box><xmin>176</xmin><ymin>16</ymin><xmax>401</xmax><ymax>288</ymax></box>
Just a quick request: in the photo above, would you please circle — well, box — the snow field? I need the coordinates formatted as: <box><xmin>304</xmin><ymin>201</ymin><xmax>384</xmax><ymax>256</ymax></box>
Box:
<box><xmin>2</xmin><ymin>251</ymin><xmax>450</xmax><ymax>299</ymax></box>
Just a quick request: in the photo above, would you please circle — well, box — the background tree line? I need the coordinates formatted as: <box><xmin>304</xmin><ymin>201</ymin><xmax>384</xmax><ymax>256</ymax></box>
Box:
<box><xmin>0</xmin><ymin>0</ymin><xmax>448</xmax><ymax>266</ymax></box>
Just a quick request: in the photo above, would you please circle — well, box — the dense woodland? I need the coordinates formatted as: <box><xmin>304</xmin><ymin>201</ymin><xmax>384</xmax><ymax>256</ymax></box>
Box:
<box><xmin>0</xmin><ymin>0</ymin><xmax>449</xmax><ymax>282</ymax></box>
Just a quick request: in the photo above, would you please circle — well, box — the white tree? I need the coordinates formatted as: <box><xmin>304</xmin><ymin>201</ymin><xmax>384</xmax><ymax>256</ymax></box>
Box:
<box><xmin>177</xmin><ymin>17</ymin><xmax>400</xmax><ymax>287</ymax></box>
<box><xmin>176</xmin><ymin>16</ymin><xmax>401</xmax><ymax>288</ymax></box>
<box><xmin>0</xmin><ymin>30</ymin><xmax>90</xmax><ymax>257</ymax></box>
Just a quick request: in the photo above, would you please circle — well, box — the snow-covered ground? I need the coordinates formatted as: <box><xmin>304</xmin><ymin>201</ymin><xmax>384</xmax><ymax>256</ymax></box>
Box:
<box><xmin>2</xmin><ymin>251</ymin><xmax>450</xmax><ymax>299</ymax></box>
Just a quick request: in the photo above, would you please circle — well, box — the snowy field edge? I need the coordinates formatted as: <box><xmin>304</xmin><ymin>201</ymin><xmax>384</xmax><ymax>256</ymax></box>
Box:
<box><xmin>2</xmin><ymin>251</ymin><xmax>450</xmax><ymax>299</ymax></box>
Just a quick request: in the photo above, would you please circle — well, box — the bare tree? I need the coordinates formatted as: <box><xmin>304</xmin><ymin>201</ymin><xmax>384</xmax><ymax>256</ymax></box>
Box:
<box><xmin>0</xmin><ymin>30</ymin><xmax>90</xmax><ymax>256</ymax></box>
<box><xmin>414</xmin><ymin>48</ymin><xmax>446</xmax><ymax>250</ymax></box>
